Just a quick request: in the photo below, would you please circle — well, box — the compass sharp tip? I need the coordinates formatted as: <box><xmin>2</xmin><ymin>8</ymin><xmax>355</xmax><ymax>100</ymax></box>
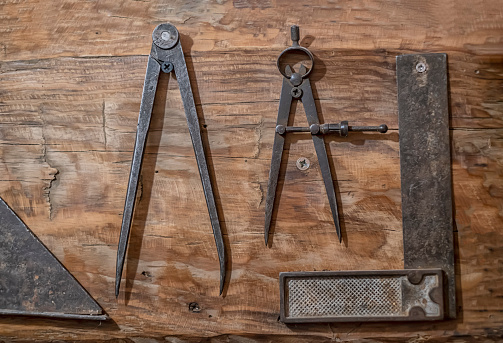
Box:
<box><xmin>115</xmin><ymin>272</ymin><xmax>123</xmax><ymax>297</ymax></box>
<box><xmin>335</xmin><ymin>224</ymin><xmax>342</xmax><ymax>243</ymax></box>
<box><xmin>219</xmin><ymin>274</ymin><xmax>225</xmax><ymax>296</ymax></box>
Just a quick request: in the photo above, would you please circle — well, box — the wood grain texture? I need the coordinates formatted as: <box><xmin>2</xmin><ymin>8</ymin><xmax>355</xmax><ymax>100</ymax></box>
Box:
<box><xmin>0</xmin><ymin>0</ymin><xmax>502</xmax><ymax>341</ymax></box>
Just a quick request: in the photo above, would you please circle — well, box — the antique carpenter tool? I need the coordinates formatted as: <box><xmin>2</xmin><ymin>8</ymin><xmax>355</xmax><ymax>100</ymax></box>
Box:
<box><xmin>265</xmin><ymin>25</ymin><xmax>388</xmax><ymax>245</ymax></box>
<box><xmin>115</xmin><ymin>23</ymin><xmax>226</xmax><ymax>296</ymax></box>
<box><xmin>0</xmin><ymin>197</ymin><xmax>107</xmax><ymax>320</ymax></box>
<box><xmin>279</xmin><ymin>53</ymin><xmax>456</xmax><ymax>322</ymax></box>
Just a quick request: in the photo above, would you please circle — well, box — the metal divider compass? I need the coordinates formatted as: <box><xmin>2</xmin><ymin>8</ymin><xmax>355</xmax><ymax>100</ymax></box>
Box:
<box><xmin>115</xmin><ymin>23</ymin><xmax>226</xmax><ymax>296</ymax></box>
<box><xmin>264</xmin><ymin>26</ymin><xmax>388</xmax><ymax>245</ymax></box>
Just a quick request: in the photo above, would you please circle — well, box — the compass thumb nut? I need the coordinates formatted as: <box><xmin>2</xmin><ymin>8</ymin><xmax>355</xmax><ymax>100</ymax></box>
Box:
<box><xmin>339</xmin><ymin>121</ymin><xmax>349</xmax><ymax>137</ymax></box>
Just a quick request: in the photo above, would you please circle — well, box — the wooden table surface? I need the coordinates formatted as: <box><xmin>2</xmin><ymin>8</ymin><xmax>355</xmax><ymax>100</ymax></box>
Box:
<box><xmin>0</xmin><ymin>0</ymin><xmax>502</xmax><ymax>341</ymax></box>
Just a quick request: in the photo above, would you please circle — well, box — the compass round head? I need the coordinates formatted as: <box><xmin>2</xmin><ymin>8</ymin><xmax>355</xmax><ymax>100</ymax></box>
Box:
<box><xmin>152</xmin><ymin>23</ymin><xmax>179</xmax><ymax>50</ymax></box>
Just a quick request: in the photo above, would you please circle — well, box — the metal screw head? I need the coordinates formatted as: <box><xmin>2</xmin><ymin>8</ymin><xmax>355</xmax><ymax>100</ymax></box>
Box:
<box><xmin>161</xmin><ymin>62</ymin><xmax>173</xmax><ymax>73</ymax></box>
<box><xmin>188</xmin><ymin>302</ymin><xmax>201</xmax><ymax>313</ymax></box>
<box><xmin>161</xmin><ymin>31</ymin><xmax>171</xmax><ymax>41</ymax></box>
<box><xmin>416</xmin><ymin>62</ymin><xmax>427</xmax><ymax>73</ymax></box>
<box><xmin>291</xmin><ymin>87</ymin><xmax>303</xmax><ymax>98</ymax></box>
<box><xmin>296</xmin><ymin>157</ymin><xmax>310</xmax><ymax>170</ymax></box>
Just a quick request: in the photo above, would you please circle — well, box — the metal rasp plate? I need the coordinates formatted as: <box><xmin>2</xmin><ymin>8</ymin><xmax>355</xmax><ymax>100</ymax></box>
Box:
<box><xmin>397</xmin><ymin>53</ymin><xmax>456</xmax><ymax>319</ymax></box>
<box><xmin>279</xmin><ymin>53</ymin><xmax>455</xmax><ymax>323</ymax></box>
<box><xmin>280</xmin><ymin>270</ymin><xmax>443</xmax><ymax>323</ymax></box>
<box><xmin>0</xmin><ymin>197</ymin><xmax>107</xmax><ymax>320</ymax></box>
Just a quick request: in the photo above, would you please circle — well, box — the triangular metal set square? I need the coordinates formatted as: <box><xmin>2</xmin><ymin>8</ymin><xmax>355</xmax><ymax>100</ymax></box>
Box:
<box><xmin>0</xmin><ymin>197</ymin><xmax>107</xmax><ymax>320</ymax></box>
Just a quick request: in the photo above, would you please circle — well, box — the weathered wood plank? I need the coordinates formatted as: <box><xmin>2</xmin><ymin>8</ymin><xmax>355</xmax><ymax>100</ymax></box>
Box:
<box><xmin>1</xmin><ymin>52</ymin><xmax>501</xmax><ymax>132</ymax></box>
<box><xmin>0</xmin><ymin>0</ymin><xmax>502</xmax><ymax>340</ymax></box>
<box><xmin>0</xmin><ymin>57</ymin><xmax>501</xmax><ymax>339</ymax></box>
<box><xmin>1</xmin><ymin>0</ymin><xmax>503</xmax><ymax>61</ymax></box>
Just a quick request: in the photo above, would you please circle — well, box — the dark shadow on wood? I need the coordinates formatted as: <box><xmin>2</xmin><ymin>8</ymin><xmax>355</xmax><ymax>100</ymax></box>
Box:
<box><xmin>447</xmin><ymin>54</ymin><xmax>463</xmax><ymax>321</ymax></box>
<box><xmin>284</xmin><ymin>317</ymin><xmax>458</xmax><ymax>336</ymax></box>
<box><xmin>0</xmin><ymin>314</ymin><xmax>120</xmax><ymax>331</ymax></box>
<box><xmin>309</xmin><ymin>51</ymin><xmax>327</xmax><ymax>82</ymax></box>
<box><xmin>300</xmin><ymin>35</ymin><xmax>315</xmax><ymax>49</ymax></box>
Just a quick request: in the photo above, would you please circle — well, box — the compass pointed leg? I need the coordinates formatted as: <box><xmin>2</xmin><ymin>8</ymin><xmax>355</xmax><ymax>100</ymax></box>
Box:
<box><xmin>300</xmin><ymin>79</ymin><xmax>342</xmax><ymax>242</ymax></box>
<box><xmin>173</xmin><ymin>43</ymin><xmax>227</xmax><ymax>294</ymax></box>
<box><xmin>116</xmin><ymin>56</ymin><xmax>161</xmax><ymax>297</ymax></box>
<box><xmin>265</xmin><ymin>77</ymin><xmax>294</xmax><ymax>246</ymax></box>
